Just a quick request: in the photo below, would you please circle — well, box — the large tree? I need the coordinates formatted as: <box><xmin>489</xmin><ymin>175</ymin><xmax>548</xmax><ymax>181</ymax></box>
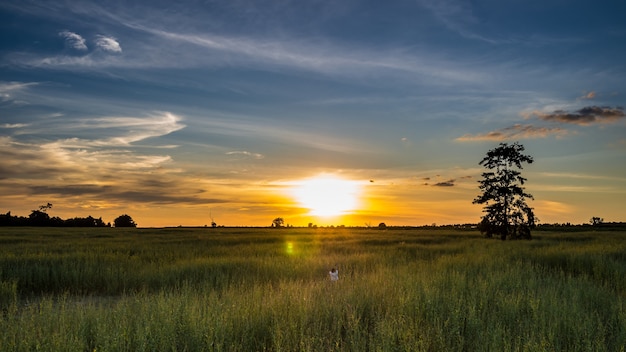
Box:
<box><xmin>114</xmin><ymin>214</ymin><xmax>137</xmax><ymax>228</ymax></box>
<box><xmin>473</xmin><ymin>142</ymin><xmax>536</xmax><ymax>240</ymax></box>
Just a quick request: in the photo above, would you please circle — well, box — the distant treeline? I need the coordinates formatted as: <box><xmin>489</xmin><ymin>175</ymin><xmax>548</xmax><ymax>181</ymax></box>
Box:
<box><xmin>535</xmin><ymin>222</ymin><xmax>626</xmax><ymax>231</ymax></box>
<box><xmin>0</xmin><ymin>211</ymin><xmax>110</xmax><ymax>227</ymax></box>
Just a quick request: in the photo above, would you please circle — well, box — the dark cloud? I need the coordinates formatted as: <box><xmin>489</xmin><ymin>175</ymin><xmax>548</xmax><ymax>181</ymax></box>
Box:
<box><xmin>113</xmin><ymin>191</ymin><xmax>228</xmax><ymax>205</ymax></box>
<box><xmin>433</xmin><ymin>179</ymin><xmax>455</xmax><ymax>187</ymax></box>
<box><xmin>535</xmin><ymin>106</ymin><xmax>625</xmax><ymax>125</ymax></box>
<box><xmin>28</xmin><ymin>184</ymin><xmax>229</xmax><ymax>205</ymax></box>
<box><xmin>458</xmin><ymin>105</ymin><xmax>624</xmax><ymax>142</ymax></box>
<box><xmin>0</xmin><ymin>148</ymin><xmax>70</xmax><ymax>179</ymax></box>
<box><xmin>30</xmin><ymin>184</ymin><xmax>112</xmax><ymax>196</ymax></box>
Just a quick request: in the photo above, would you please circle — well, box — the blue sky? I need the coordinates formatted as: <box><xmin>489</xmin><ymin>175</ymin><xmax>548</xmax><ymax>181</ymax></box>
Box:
<box><xmin>1</xmin><ymin>0</ymin><xmax>625</xmax><ymax>226</ymax></box>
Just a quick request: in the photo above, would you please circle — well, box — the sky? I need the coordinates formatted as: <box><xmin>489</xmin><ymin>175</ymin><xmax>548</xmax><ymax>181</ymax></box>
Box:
<box><xmin>1</xmin><ymin>0</ymin><xmax>625</xmax><ymax>227</ymax></box>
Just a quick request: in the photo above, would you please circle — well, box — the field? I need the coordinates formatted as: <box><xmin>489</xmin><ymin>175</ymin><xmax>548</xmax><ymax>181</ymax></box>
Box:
<box><xmin>1</xmin><ymin>226</ymin><xmax>625</xmax><ymax>351</ymax></box>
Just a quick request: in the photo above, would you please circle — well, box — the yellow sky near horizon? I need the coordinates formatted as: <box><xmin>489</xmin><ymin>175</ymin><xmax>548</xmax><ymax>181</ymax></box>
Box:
<box><xmin>5</xmin><ymin>169</ymin><xmax>621</xmax><ymax>228</ymax></box>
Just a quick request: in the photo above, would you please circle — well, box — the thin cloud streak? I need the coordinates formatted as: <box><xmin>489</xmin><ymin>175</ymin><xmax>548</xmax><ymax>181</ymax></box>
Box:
<box><xmin>0</xmin><ymin>81</ymin><xmax>39</xmax><ymax>101</ymax></box>
<box><xmin>27</xmin><ymin>184</ymin><xmax>227</xmax><ymax>205</ymax></box>
<box><xmin>151</xmin><ymin>29</ymin><xmax>486</xmax><ymax>82</ymax></box>
<box><xmin>457</xmin><ymin>124</ymin><xmax>570</xmax><ymax>141</ymax></box>
<box><xmin>1</xmin><ymin>123</ymin><xmax>29</xmax><ymax>129</ymax></box>
<box><xmin>226</xmin><ymin>151</ymin><xmax>265</xmax><ymax>160</ymax></box>
<box><xmin>16</xmin><ymin>112</ymin><xmax>186</xmax><ymax>148</ymax></box>
<box><xmin>539</xmin><ymin>172</ymin><xmax>626</xmax><ymax>182</ymax></box>
<box><xmin>417</xmin><ymin>0</ymin><xmax>503</xmax><ymax>44</ymax></box>
<box><xmin>194</xmin><ymin>115</ymin><xmax>371</xmax><ymax>155</ymax></box>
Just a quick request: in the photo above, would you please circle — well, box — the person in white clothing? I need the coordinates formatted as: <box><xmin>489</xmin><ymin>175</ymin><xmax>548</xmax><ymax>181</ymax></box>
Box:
<box><xmin>329</xmin><ymin>267</ymin><xmax>339</xmax><ymax>281</ymax></box>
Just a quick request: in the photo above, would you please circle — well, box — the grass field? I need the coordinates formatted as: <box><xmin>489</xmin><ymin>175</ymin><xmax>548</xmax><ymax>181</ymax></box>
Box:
<box><xmin>1</xmin><ymin>226</ymin><xmax>625</xmax><ymax>351</ymax></box>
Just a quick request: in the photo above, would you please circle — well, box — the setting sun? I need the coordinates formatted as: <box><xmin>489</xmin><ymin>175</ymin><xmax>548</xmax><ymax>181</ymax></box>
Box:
<box><xmin>292</xmin><ymin>175</ymin><xmax>362</xmax><ymax>217</ymax></box>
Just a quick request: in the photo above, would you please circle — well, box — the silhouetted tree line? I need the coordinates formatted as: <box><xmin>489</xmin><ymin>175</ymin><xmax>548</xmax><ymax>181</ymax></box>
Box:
<box><xmin>0</xmin><ymin>211</ymin><xmax>110</xmax><ymax>227</ymax></box>
<box><xmin>0</xmin><ymin>204</ymin><xmax>137</xmax><ymax>227</ymax></box>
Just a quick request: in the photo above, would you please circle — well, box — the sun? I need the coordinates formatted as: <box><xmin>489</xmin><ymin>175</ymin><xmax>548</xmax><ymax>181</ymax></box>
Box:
<box><xmin>292</xmin><ymin>175</ymin><xmax>361</xmax><ymax>217</ymax></box>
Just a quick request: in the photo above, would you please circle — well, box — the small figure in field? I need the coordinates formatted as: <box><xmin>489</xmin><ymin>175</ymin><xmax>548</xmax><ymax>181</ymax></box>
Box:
<box><xmin>329</xmin><ymin>267</ymin><xmax>339</xmax><ymax>281</ymax></box>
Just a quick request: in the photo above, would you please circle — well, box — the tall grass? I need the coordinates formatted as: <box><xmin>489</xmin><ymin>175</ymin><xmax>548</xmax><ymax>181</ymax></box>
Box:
<box><xmin>1</xmin><ymin>227</ymin><xmax>625</xmax><ymax>351</ymax></box>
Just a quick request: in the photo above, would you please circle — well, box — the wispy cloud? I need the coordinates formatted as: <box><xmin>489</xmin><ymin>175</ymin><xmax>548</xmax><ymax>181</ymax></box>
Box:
<box><xmin>578</xmin><ymin>91</ymin><xmax>596</xmax><ymax>100</ymax></box>
<box><xmin>0</xmin><ymin>111</ymin><xmax>194</xmax><ymax>206</ymax></box>
<box><xmin>226</xmin><ymin>151</ymin><xmax>265</xmax><ymax>160</ymax></box>
<box><xmin>1</xmin><ymin>123</ymin><xmax>29</xmax><ymax>128</ymax></box>
<box><xmin>194</xmin><ymin>115</ymin><xmax>369</xmax><ymax>155</ymax></box>
<box><xmin>0</xmin><ymin>81</ymin><xmax>38</xmax><ymax>101</ymax></box>
<box><xmin>457</xmin><ymin>124</ymin><xmax>570</xmax><ymax>141</ymax></box>
<box><xmin>416</xmin><ymin>0</ymin><xmax>502</xmax><ymax>44</ymax></box>
<box><xmin>0</xmin><ymin>112</ymin><xmax>185</xmax><ymax>182</ymax></box>
<box><xmin>530</xmin><ymin>106</ymin><xmax>625</xmax><ymax>125</ymax></box>
<box><xmin>59</xmin><ymin>30</ymin><xmax>88</xmax><ymax>50</ymax></box>
<box><xmin>5</xmin><ymin>10</ymin><xmax>485</xmax><ymax>84</ymax></box>
<box><xmin>539</xmin><ymin>172</ymin><xmax>626</xmax><ymax>182</ymax></box>
<box><xmin>7</xmin><ymin>31</ymin><xmax>122</xmax><ymax>69</ymax></box>
<box><xmin>45</xmin><ymin>112</ymin><xmax>186</xmax><ymax>148</ymax></box>
<box><xmin>15</xmin><ymin>54</ymin><xmax>121</xmax><ymax>69</ymax></box>
<box><xmin>135</xmin><ymin>27</ymin><xmax>483</xmax><ymax>83</ymax></box>
<box><xmin>534</xmin><ymin>200</ymin><xmax>574</xmax><ymax>217</ymax></box>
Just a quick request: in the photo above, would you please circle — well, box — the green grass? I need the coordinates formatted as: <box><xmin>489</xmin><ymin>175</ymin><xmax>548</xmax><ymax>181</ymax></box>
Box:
<box><xmin>1</xmin><ymin>227</ymin><xmax>625</xmax><ymax>351</ymax></box>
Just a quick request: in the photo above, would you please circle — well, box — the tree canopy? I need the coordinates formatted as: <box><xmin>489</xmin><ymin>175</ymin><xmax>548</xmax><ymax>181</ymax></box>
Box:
<box><xmin>272</xmin><ymin>217</ymin><xmax>284</xmax><ymax>228</ymax></box>
<box><xmin>114</xmin><ymin>214</ymin><xmax>137</xmax><ymax>228</ymax></box>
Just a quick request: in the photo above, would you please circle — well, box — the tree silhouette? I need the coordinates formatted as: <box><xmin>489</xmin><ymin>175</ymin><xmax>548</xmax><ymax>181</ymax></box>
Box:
<box><xmin>28</xmin><ymin>209</ymin><xmax>51</xmax><ymax>226</ymax></box>
<box><xmin>473</xmin><ymin>142</ymin><xmax>536</xmax><ymax>240</ymax></box>
<box><xmin>272</xmin><ymin>217</ymin><xmax>284</xmax><ymax>228</ymax></box>
<box><xmin>114</xmin><ymin>214</ymin><xmax>137</xmax><ymax>228</ymax></box>
<box><xmin>39</xmin><ymin>203</ymin><xmax>53</xmax><ymax>212</ymax></box>
<box><xmin>210</xmin><ymin>210</ymin><xmax>217</xmax><ymax>227</ymax></box>
<box><xmin>590</xmin><ymin>217</ymin><xmax>604</xmax><ymax>226</ymax></box>
<box><xmin>28</xmin><ymin>203</ymin><xmax>53</xmax><ymax>226</ymax></box>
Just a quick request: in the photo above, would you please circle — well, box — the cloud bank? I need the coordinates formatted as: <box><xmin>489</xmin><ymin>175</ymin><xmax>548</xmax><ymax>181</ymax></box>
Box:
<box><xmin>458</xmin><ymin>105</ymin><xmax>624</xmax><ymax>142</ymax></box>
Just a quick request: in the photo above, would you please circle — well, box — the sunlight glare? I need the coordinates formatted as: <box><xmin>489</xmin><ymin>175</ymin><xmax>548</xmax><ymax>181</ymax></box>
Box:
<box><xmin>292</xmin><ymin>175</ymin><xmax>361</xmax><ymax>217</ymax></box>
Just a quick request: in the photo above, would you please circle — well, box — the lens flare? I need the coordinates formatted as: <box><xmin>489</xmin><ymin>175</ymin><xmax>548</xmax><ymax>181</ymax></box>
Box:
<box><xmin>286</xmin><ymin>241</ymin><xmax>294</xmax><ymax>255</ymax></box>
